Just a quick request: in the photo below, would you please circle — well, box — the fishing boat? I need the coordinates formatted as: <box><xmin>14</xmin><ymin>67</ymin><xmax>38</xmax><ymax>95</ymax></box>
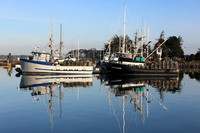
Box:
<box><xmin>105</xmin><ymin>4</ymin><xmax>179</xmax><ymax>75</ymax></box>
<box><xmin>104</xmin><ymin>4</ymin><xmax>145</xmax><ymax>72</ymax></box>
<box><xmin>19</xmin><ymin>17</ymin><xmax>93</xmax><ymax>75</ymax></box>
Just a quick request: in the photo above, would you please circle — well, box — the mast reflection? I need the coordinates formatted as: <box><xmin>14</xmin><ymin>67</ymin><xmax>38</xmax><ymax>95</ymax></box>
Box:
<box><xmin>99</xmin><ymin>74</ymin><xmax>180</xmax><ymax>133</ymax></box>
<box><xmin>18</xmin><ymin>75</ymin><xmax>93</xmax><ymax>132</ymax></box>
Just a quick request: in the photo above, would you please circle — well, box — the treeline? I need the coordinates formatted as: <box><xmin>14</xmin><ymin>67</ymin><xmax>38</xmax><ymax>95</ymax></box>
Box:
<box><xmin>187</xmin><ymin>50</ymin><xmax>200</xmax><ymax>61</ymax></box>
<box><xmin>158</xmin><ymin>31</ymin><xmax>200</xmax><ymax>61</ymax></box>
<box><xmin>103</xmin><ymin>31</ymin><xmax>200</xmax><ymax>61</ymax></box>
<box><xmin>156</xmin><ymin>31</ymin><xmax>184</xmax><ymax>58</ymax></box>
<box><xmin>66</xmin><ymin>30</ymin><xmax>199</xmax><ymax>62</ymax></box>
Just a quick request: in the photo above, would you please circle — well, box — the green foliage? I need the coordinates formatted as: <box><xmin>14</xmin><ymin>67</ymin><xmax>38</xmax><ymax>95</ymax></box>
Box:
<box><xmin>104</xmin><ymin>35</ymin><xmax>132</xmax><ymax>54</ymax></box>
<box><xmin>195</xmin><ymin>49</ymin><xmax>200</xmax><ymax>60</ymax></box>
<box><xmin>189</xmin><ymin>54</ymin><xmax>195</xmax><ymax>60</ymax></box>
<box><xmin>166</xmin><ymin>36</ymin><xmax>184</xmax><ymax>58</ymax></box>
<box><xmin>155</xmin><ymin>31</ymin><xmax>184</xmax><ymax>58</ymax></box>
<box><xmin>159</xmin><ymin>30</ymin><xmax>165</xmax><ymax>41</ymax></box>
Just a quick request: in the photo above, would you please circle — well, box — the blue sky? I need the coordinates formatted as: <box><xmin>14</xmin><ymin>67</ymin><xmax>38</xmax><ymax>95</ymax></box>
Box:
<box><xmin>0</xmin><ymin>0</ymin><xmax>199</xmax><ymax>55</ymax></box>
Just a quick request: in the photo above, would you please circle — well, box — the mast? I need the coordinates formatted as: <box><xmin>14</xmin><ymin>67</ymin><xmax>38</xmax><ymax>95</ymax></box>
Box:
<box><xmin>102</xmin><ymin>48</ymin><xmax>104</xmax><ymax>58</ymax></box>
<box><xmin>144</xmin><ymin>23</ymin><xmax>146</xmax><ymax>57</ymax></box>
<box><xmin>59</xmin><ymin>83</ymin><xmax>62</xmax><ymax>118</ymax></box>
<box><xmin>146</xmin><ymin>86</ymin><xmax>149</xmax><ymax>117</ymax></box>
<box><xmin>147</xmin><ymin>27</ymin><xmax>150</xmax><ymax>57</ymax></box>
<box><xmin>122</xmin><ymin>4</ymin><xmax>126</xmax><ymax>53</ymax></box>
<box><xmin>72</xmin><ymin>46</ymin><xmax>74</xmax><ymax>58</ymax></box>
<box><xmin>141</xmin><ymin>31</ymin><xmax>143</xmax><ymax>57</ymax></box>
<box><xmin>147</xmin><ymin>26</ymin><xmax>149</xmax><ymax>44</ymax></box>
<box><xmin>50</xmin><ymin>15</ymin><xmax>54</xmax><ymax>63</ymax></box>
<box><xmin>144</xmin><ymin>22</ymin><xmax>146</xmax><ymax>45</ymax></box>
<box><xmin>119</xmin><ymin>30</ymin><xmax>121</xmax><ymax>52</ymax></box>
<box><xmin>109</xmin><ymin>34</ymin><xmax>111</xmax><ymax>55</ymax></box>
<box><xmin>135</xmin><ymin>30</ymin><xmax>138</xmax><ymax>54</ymax></box>
<box><xmin>59</xmin><ymin>24</ymin><xmax>63</xmax><ymax>59</ymax></box>
<box><xmin>77</xmin><ymin>36</ymin><xmax>79</xmax><ymax>61</ymax></box>
<box><xmin>141</xmin><ymin>18</ymin><xmax>144</xmax><ymax>57</ymax></box>
<box><xmin>133</xmin><ymin>29</ymin><xmax>138</xmax><ymax>58</ymax></box>
<box><xmin>123</xmin><ymin>96</ymin><xmax>125</xmax><ymax>133</ymax></box>
<box><xmin>50</xmin><ymin>85</ymin><xmax>54</xmax><ymax>133</ymax></box>
<box><xmin>108</xmin><ymin>25</ymin><xmax>111</xmax><ymax>55</ymax></box>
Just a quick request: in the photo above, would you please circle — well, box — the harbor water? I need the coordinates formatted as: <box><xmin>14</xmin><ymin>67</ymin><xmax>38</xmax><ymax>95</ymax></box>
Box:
<box><xmin>0</xmin><ymin>67</ymin><xmax>200</xmax><ymax>133</ymax></box>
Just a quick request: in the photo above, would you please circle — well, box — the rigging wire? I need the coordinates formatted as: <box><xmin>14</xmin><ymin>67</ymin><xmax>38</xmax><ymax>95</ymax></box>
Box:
<box><xmin>127</xmin><ymin>8</ymin><xmax>136</xmax><ymax>34</ymax></box>
<box><xmin>113</xmin><ymin>7</ymin><xmax>124</xmax><ymax>35</ymax></box>
<box><xmin>39</xmin><ymin>26</ymin><xmax>52</xmax><ymax>52</ymax></box>
<box><xmin>103</xmin><ymin>86</ymin><xmax>123</xmax><ymax>133</ymax></box>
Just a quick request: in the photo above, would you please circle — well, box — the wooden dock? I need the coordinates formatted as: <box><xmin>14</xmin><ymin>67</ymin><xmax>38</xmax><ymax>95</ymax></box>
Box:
<box><xmin>0</xmin><ymin>59</ymin><xmax>20</xmax><ymax>67</ymax></box>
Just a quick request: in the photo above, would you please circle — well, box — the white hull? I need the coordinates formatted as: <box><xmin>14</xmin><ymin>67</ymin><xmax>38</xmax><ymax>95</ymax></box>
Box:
<box><xmin>20</xmin><ymin>75</ymin><xmax>93</xmax><ymax>88</ymax></box>
<box><xmin>20</xmin><ymin>59</ymin><xmax>93</xmax><ymax>74</ymax></box>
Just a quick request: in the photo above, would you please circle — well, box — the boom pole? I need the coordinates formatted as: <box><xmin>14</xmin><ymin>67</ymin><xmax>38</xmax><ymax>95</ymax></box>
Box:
<box><xmin>145</xmin><ymin>38</ymin><xmax>169</xmax><ymax>60</ymax></box>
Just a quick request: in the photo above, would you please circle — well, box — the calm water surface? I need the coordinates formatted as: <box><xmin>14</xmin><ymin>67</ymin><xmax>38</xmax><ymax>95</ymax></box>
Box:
<box><xmin>0</xmin><ymin>67</ymin><xmax>200</xmax><ymax>133</ymax></box>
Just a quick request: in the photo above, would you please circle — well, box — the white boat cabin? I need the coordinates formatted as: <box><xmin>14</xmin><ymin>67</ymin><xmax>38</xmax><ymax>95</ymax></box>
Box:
<box><xmin>32</xmin><ymin>52</ymin><xmax>50</xmax><ymax>62</ymax></box>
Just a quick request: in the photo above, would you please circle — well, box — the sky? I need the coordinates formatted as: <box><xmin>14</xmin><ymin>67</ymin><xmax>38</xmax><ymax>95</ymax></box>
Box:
<box><xmin>0</xmin><ymin>0</ymin><xmax>200</xmax><ymax>55</ymax></box>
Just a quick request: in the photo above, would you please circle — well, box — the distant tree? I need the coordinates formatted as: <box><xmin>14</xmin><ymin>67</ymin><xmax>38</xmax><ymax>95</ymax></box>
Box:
<box><xmin>194</xmin><ymin>73</ymin><xmax>200</xmax><ymax>82</ymax></box>
<box><xmin>189</xmin><ymin>54</ymin><xmax>195</xmax><ymax>60</ymax></box>
<box><xmin>195</xmin><ymin>48</ymin><xmax>200</xmax><ymax>60</ymax></box>
<box><xmin>189</xmin><ymin>73</ymin><xmax>195</xmax><ymax>79</ymax></box>
<box><xmin>104</xmin><ymin>35</ymin><xmax>132</xmax><ymax>54</ymax></box>
<box><xmin>166</xmin><ymin>36</ymin><xmax>184</xmax><ymax>58</ymax></box>
<box><xmin>155</xmin><ymin>31</ymin><xmax>184</xmax><ymax>58</ymax></box>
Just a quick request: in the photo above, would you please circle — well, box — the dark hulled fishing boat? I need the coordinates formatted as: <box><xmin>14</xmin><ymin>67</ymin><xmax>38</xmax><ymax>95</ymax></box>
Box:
<box><xmin>104</xmin><ymin>4</ymin><xmax>179</xmax><ymax>76</ymax></box>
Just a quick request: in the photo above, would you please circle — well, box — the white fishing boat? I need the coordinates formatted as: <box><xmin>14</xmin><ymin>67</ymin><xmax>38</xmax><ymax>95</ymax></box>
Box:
<box><xmin>20</xmin><ymin>17</ymin><xmax>93</xmax><ymax>75</ymax></box>
<box><xmin>20</xmin><ymin>54</ymin><xmax>93</xmax><ymax>74</ymax></box>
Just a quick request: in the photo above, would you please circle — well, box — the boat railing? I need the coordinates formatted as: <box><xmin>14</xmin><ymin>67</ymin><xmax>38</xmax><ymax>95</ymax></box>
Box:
<box><xmin>61</xmin><ymin>60</ymin><xmax>93</xmax><ymax>66</ymax></box>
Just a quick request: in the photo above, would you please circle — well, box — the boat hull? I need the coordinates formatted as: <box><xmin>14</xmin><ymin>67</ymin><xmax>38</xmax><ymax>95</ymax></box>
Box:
<box><xmin>20</xmin><ymin>74</ymin><xmax>93</xmax><ymax>88</ymax></box>
<box><xmin>20</xmin><ymin>59</ymin><xmax>93</xmax><ymax>75</ymax></box>
<box><xmin>106</xmin><ymin>62</ymin><xmax>179</xmax><ymax>76</ymax></box>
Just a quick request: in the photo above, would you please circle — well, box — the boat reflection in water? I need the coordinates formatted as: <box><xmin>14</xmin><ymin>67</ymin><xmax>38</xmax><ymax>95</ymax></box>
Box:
<box><xmin>18</xmin><ymin>74</ymin><xmax>93</xmax><ymax>132</ymax></box>
<box><xmin>17</xmin><ymin>73</ymin><xmax>181</xmax><ymax>133</ymax></box>
<box><xmin>98</xmin><ymin>74</ymin><xmax>181</xmax><ymax>133</ymax></box>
